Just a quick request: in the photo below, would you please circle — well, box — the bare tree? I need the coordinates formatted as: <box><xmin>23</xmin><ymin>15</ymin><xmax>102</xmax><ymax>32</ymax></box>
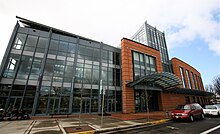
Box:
<box><xmin>77</xmin><ymin>78</ymin><xmax>95</xmax><ymax>129</ymax></box>
<box><xmin>205</xmin><ymin>84</ymin><xmax>214</xmax><ymax>93</ymax></box>
<box><xmin>213</xmin><ymin>75</ymin><xmax>220</xmax><ymax>95</ymax></box>
<box><xmin>144</xmin><ymin>89</ymin><xmax>152</xmax><ymax>121</ymax></box>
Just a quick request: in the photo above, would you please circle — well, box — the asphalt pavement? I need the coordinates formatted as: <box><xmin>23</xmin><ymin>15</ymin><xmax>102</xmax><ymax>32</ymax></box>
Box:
<box><xmin>122</xmin><ymin>116</ymin><xmax>220</xmax><ymax>134</ymax></box>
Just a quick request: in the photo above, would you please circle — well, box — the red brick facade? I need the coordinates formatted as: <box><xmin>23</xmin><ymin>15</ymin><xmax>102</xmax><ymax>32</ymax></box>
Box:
<box><xmin>121</xmin><ymin>38</ymin><xmax>162</xmax><ymax>113</ymax></box>
<box><xmin>171</xmin><ymin>58</ymin><xmax>204</xmax><ymax>90</ymax></box>
<box><xmin>160</xmin><ymin>94</ymin><xmax>208</xmax><ymax>110</ymax></box>
<box><xmin>121</xmin><ymin>38</ymin><xmax>208</xmax><ymax>113</ymax></box>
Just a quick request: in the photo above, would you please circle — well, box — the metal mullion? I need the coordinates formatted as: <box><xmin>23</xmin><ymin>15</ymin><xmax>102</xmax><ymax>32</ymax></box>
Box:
<box><xmin>114</xmin><ymin>52</ymin><xmax>116</xmax><ymax>112</ymax></box>
<box><xmin>32</xmin><ymin>29</ymin><xmax>52</xmax><ymax>115</ymax></box>
<box><xmin>5</xmin><ymin>27</ymin><xmax>28</xmax><ymax>110</ymax></box>
<box><xmin>0</xmin><ymin>22</ymin><xmax>20</xmax><ymax>82</ymax></box>
<box><xmin>106</xmin><ymin>50</ymin><xmax>110</xmax><ymax>112</ymax></box>
<box><xmin>98</xmin><ymin>42</ymin><xmax>102</xmax><ymax>113</ymax></box>
<box><xmin>20</xmin><ymin>35</ymin><xmax>40</xmax><ymax>110</ymax></box>
<box><xmin>69</xmin><ymin>36</ymin><xmax>79</xmax><ymax>114</ymax></box>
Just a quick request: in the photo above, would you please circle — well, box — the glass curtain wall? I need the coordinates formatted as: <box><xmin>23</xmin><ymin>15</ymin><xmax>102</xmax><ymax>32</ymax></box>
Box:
<box><xmin>0</xmin><ymin>27</ymin><xmax>122</xmax><ymax>115</ymax></box>
<box><xmin>131</xmin><ymin>23</ymin><xmax>170</xmax><ymax>72</ymax></box>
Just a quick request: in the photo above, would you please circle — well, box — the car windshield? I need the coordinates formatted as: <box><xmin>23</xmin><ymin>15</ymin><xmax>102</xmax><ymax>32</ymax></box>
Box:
<box><xmin>205</xmin><ymin>105</ymin><xmax>217</xmax><ymax>109</ymax></box>
<box><xmin>176</xmin><ymin>105</ymin><xmax>191</xmax><ymax>110</ymax></box>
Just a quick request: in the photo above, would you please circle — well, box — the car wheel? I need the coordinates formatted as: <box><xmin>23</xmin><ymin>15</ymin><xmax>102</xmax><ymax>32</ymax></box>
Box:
<box><xmin>189</xmin><ymin>115</ymin><xmax>194</xmax><ymax>122</ymax></box>
<box><xmin>201</xmin><ymin>113</ymin><xmax>205</xmax><ymax>120</ymax></box>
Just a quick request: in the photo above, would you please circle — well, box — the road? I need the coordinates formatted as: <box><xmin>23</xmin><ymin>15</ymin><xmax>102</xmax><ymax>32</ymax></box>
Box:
<box><xmin>114</xmin><ymin>117</ymin><xmax>220</xmax><ymax>134</ymax></box>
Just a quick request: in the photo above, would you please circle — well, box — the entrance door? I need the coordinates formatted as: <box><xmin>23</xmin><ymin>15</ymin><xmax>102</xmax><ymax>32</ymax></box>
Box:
<box><xmin>107</xmin><ymin>99</ymin><xmax>115</xmax><ymax>112</ymax></box>
<box><xmin>49</xmin><ymin>97</ymin><xmax>60</xmax><ymax>114</ymax></box>
<box><xmin>81</xmin><ymin>98</ymin><xmax>90</xmax><ymax>113</ymax></box>
<box><xmin>8</xmin><ymin>97</ymin><xmax>22</xmax><ymax>109</ymax></box>
<box><xmin>134</xmin><ymin>90</ymin><xmax>159</xmax><ymax>112</ymax></box>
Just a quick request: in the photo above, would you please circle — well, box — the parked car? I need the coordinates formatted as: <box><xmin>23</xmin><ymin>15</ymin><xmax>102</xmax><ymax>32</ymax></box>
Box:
<box><xmin>203</xmin><ymin>104</ymin><xmax>220</xmax><ymax>116</ymax></box>
<box><xmin>171</xmin><ymin>103</ymin><xmax>205</xmax><ymax>122</ymax></box>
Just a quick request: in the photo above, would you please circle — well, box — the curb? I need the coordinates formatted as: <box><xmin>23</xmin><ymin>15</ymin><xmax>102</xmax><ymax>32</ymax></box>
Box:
<box><xmin>94</xmin><ymin>119</ymin><xmax>171</xmax><ymax>133</ymax></box>
<box><xmin>68</xmin><ymin>130</ymin><xmax>96</xmax><ymax>134</ymax></box>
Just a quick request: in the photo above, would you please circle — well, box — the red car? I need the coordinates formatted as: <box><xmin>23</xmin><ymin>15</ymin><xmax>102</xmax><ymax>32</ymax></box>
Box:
<box><xmin>171</xmin><ymin>103</ymin><xmax>205</xmax><ymax>122</ymax></box>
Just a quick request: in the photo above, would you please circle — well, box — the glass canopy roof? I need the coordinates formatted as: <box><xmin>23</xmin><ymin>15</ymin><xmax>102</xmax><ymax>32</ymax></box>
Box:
<box><xmin>128</xmin><ymin>72</ymin><xmax>182</xmax><ymax>90</ymax></box>
<box><xmin>163</xmin><ymin>88</ymin><xmax>214</xmax><ymax>96</ymax></box>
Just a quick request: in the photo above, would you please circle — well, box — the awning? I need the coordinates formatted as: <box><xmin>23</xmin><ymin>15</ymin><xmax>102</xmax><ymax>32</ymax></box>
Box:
<box><xmin>163</xmin><ymin>88</ymin><xmax>214</xmax><ymax>96</ymax></box>
<box><xmin>127</xmin><ymin>72</ymin><xmax>182</xmax><ymax>90</ymax></box>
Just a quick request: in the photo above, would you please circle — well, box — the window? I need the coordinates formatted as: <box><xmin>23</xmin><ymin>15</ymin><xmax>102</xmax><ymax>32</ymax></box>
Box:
<box><xmin>185</xmin><ymin>96</ymin><xmax>190</xmax><ymax>104</ymax></box>
<box><xmin>13</xmin><ymin>33</ymin><xmax>27</xmax><ymax>50</ymax></box>
<box><xmin>59</xmin><ymin>41</ymin><xmax>68</xmax><ymax>52</ymax></box>
<box><xmin>145</xmin><ymin>55</ymin><xmax>156</xmax><ymax>74</ymax></box>
<box><xmin>37</xmin><ymin>37</ymin><xmax>48</xmax><ymax>49</ymax></box>
<box><xmin>180</xmin><ymin>67</ymin><xmax>186</xmax><ymax>88</ymax></box>
<box><xmin>191</xmin><ymin>72</ymin><xmax>197</xmax><ymax>89</ymax></box>
<box><xmin>186</xmin><ymin>70</ymin><xmax>192</xmax><ymax>89</ymax></box>
<box><xmin>116</xmin><ymin>69</ymin><xmax>120</xmax><ymax>86</ymax></box>
<box><xmin>133</xmin><ymin>52</ymin><xmax>139</xmax><ymax>61</ymax></box>
<box><xmin>3</xmin><ymin>56</ymin><xmax>18</xmax><ymax>78</ymax></box>
<box><xmin>68</xmin><ymin>43</ymin><xmax>76</xmax><ymax>53</ymax></box>
<box><xmin>132</xmin><ymin>51</ymin><xmax>156</xmax><ymax>80</ymax></box>
<box><xmin>25</xmin><ymin>35</ymin><xmax>38</xmax><ymax>47</ymax></box>
<box><xmin>195</xmin><ymin>74</ymin><xmax>200</xmax><ymax>90</ymax></box>
<box><xmin>49</xmin><ymin>40</ymin><xmax>59</xmax><ymax>50</ymax></box>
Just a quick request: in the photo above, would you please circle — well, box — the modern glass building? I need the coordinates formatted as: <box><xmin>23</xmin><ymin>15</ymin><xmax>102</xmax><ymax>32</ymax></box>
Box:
<box><xmin>0</xmin><ymin>17</ymin><xmax>212</xmax><ymax>116</ymax></box>
<box><xmin>0</xmin><ymin>17</ymin><xmax>121</xmax><ymax>115</ymax></box>
<box><xmin>131</xmin><ymin>21</ymin><xmax>170</xmax><ymax>72</ymax></box>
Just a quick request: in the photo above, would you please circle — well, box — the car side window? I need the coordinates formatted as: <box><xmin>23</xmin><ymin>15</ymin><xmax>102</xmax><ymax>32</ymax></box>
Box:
<box><xmin>192</xmin><ymin>105</ymin><xmax>196</xmax><ymax>110</ymax></box>
<box><xmin>194</xmin><ymin>104</ymin><xmax>202</xmax><ymax>109</ymax></box>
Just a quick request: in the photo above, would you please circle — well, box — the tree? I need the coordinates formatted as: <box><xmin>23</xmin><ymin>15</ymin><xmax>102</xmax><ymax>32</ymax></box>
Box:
<box><xmin>205</xmin><ymin>84</ymin><xmax>214</xmax><ymax>93</ymax></box>
<box><xmin>144</xmin><ymin>89</ymin><xmax>152</xmax><ymax>122</ymax></box>
<box><xmin>213</xmin><ymin>75</ymin><xmax>220</xmax><ymax>95</ymax></box>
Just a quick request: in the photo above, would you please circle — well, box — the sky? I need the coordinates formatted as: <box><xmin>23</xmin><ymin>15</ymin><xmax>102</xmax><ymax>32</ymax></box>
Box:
<box><xmin>0</xmin><ymin>0</ymin><xmax>219</xmax><ymax>86</ymax></box>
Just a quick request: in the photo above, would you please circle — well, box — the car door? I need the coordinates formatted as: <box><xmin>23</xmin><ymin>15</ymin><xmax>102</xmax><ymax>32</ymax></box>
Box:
<box><xmin>191</xmin><ymin>105</ymin><xmax>199</xmax><ymax>118</ymax></box>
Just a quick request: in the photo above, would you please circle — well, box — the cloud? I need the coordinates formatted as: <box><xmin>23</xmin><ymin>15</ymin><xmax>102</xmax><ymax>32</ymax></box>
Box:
<box><xmin>143</xmin><ymin>0</ymin><xmax>220</xmax><ymax>55</ymax></box>
<box><xmin>0</xmin><ymin>0</ymin><xmax>219</xmax><ymax>65</ymax></box>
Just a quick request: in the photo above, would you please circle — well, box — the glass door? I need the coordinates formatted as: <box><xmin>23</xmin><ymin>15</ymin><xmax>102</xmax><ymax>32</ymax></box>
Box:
<box><xmin>8</xmin><ymin>97</ymin><xmax>22</xmax><ymax>111</ymax></box>
<box><xmin>82</xmin><ymin>98</ymin><xmax>90</xmax><ymax>113</ymax></box>
<box><xmin>107</xmin><ymin>99</ymin><xmax>115</xmax><ymax>112</ymax></box>
<box><xmin>48</xmin><ymin>97</ymin><xmax>60</xmax><ymax>114</ymax></box>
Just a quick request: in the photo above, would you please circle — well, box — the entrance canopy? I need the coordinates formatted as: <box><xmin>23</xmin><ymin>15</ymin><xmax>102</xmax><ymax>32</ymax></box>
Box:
<box><xmin>128</xmin><ymin>72</ymin><xmax>182</xmax><ymax>90</ymax></box>
<box><xmin>164</xmin><ymin>88</ymin><xmax>214</xmax><ymax>96</ymax></box>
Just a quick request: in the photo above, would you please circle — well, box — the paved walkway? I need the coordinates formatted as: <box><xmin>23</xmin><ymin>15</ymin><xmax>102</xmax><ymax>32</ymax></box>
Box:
<box><xmin>0</xmin><ymin>111</ymin><xmax>171</xmax><ymax>134</ymax></box>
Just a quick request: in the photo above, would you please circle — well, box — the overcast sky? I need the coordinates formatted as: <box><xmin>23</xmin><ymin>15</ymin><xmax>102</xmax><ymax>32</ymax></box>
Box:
<box><xmin>0</xmin><ymin>0</ymin><xmax>219</xmax><ymax>86</ymax></box>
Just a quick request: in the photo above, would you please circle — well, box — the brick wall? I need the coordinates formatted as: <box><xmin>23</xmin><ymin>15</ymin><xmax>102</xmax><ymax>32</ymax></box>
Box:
<box><xmin>121</xmin><ymin>38</ymin><xmax>162</xmax><ymax>113</ymax></box>
<box><xmin>171</xmin><ymin>58</ymin><xmax>204</xmax><ymax>91</ymax></box>
<box><xmin>160</xmin><ymin>93</ymin><xmax>185</xmax><ymax>110</ymax></box>
<box><xmin>160</xmin><ymin>93</ymin><xmax>208</xmax><ymax>110</ymax></box>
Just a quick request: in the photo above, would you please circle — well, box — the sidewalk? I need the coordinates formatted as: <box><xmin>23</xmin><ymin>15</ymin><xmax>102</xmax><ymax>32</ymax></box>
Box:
<box><xmin>0</xmin><ymin>111</ymin><xmax>171</xmax><ymax>134</ymax></box>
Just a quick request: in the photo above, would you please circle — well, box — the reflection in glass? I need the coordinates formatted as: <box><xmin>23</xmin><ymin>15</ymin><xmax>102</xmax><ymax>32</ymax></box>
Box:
<box><xmin>37</xmin><ymin>37</ymin><xmax>48</xmax><ymax>49</ymax></box>
<box><xmin>3</xmin><ymin>54</ymin><xmax>20</xmax><ymax>78</ymax></box>
<box><xmin>49</xmin><ymin>40</ymin><xmax>59</xmax><ymax>50</ymax></box>
<box><xmin>25</xmin><ymin>35</ymin><xmax>38</xmax><ymax>47</ymax></box>
<box><xmin>13</xmin><ymin>33</ymin><xmax>27</xmax><ymax>50</ymax></box>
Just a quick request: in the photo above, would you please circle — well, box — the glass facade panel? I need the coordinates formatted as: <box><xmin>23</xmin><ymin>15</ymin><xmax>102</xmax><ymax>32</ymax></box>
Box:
<box><xmin>37</xmin><ymin>37</ymin><xmax>48</xmax><ymax>49</ymax></box>
<box><xmin>191</xmin><ymin>72</ymin><xmax>197</xmax><ymax>89</ymax></box>
<box><xmin>186</xmin><ymin>70</ymin><xmax>192</xmax><ymax>89</ymax></box>
<box><xmin>13</xmin><ymin>33</ymin><xmax>27</xmax><ymax>50</ymax></box>
<box><xmin>180</xmin><ymin>67</ymin><xmax>186</xmax><ymax>88</ymax></box>
<box><xmin>49</xmin><ymin>40</ymin><xmax>59</xmax><ymax>50</ymax></box>
<box><xmin>3</xmin><ymin>54</ymin><xmax>20</xmax><ymax>78</ymax></box>
<box><xmin>133</xmin><ymin>51</ymin><xmax>156</xmax><ymax>80</ymax></box>
<box><xmin>1</xmin><ymin>24</ymin><xmax>122</xmax><ymax>116</ymax></box>
<box><xmin>131</xmin><ymin>23</ymin><xmax>170</xmax><ymax>72</ymax></box>
<box><xmin>25</xmin><ymin>35</ymin><xmax>38</xmax><ymax>47</ymax></box>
